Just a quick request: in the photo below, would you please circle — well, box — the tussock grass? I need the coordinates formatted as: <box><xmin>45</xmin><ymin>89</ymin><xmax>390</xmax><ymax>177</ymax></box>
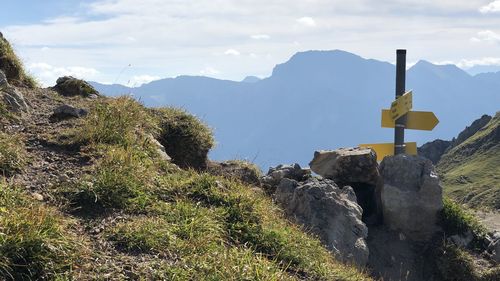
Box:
<box><xmin>69</xmin><ymin>145</ymin><xmax>157</xmax><ymax>210</ymax></box>
<box><xmin>0</xmin><ymin>132</ymin><xmax>26</xmax><ymax>176</ymax></box>
<box><xmin>0</xmin><ymin>35</ymin><xmax>37</xmax><ymax>88</ymax></box>
<box><xmin>0</xmin><ymin>183</ymin><xmax>83</xmax><ymax>280</ymax></box>
<box><xmin>154</xmin><ymin>107</ymin><xmax>214</xmax><ymax>170</ymax></box>
<box><xmin>72</xmin><ymin>96</ymin><xmax>157</xmax><ymax>147</ymax></box>
<box><xmin>58</xmin><ymin>95</ymin><xmax>369</xmax><ymax>279</ymax></box>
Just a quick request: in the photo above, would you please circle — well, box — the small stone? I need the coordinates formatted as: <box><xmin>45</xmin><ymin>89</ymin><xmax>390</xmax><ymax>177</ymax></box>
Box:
<box><xmin>32</xmin><ymin>193</ymin><xmax>44</xmax><ymax>201</ymax></box>
<box><xmin>51</xmin><ymin>104</ymin><xmax>88</xmax><ymax>120</ymax></box>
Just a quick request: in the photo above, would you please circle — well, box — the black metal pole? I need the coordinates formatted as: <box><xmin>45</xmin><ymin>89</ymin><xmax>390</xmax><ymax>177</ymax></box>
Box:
<box><xmin>394</xmin><ymin>49</ymin><xmax>407</xmax><ymax>155</ymax></box>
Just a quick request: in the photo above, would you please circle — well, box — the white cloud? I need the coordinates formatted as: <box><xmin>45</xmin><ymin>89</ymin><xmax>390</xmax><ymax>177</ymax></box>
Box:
<box><xmin>470</xmin><ymin>30</ymin><xmax>500</xmax><ymax>42</ymax></box>
<box><xmin>4</xmin><ymin>0</ymin><xmax>500</xmax><ymax>84</ymax></box>
<box><xmin>128</xmin><ymin>75</ymin><xmax>161</xmax><ymax>86</ymax></box>
<box><xmin>224</xmin><ymin>49</ymin><xmax>241</xmax><ymax>56</ymax></box>
<box><xmin>200</xmin><ymin>67</ymin><xmax>220</xmax><ymax>76</ymax></box>
<box><xmin>28</xmin><ymin>63</ymin><xmax>99</xmax><ymax>87</ymax></box>
<box><xmin>296</xmin><ymin>17</ymin><xmax>316</xmax><ymax>27</ymax></box>
<box><xmin>433</xmin><ymin>57</ymin><xmax>500</xmax><ymax>69</ymax></box>
<box><xmin>251</xmin><ymin>34</ymin><xmax>270</xmax><ymax>40</ymax></box>
<box><xmin>479</xmin><ymin>1</ymin><xmax>500</xmax><ymax>13</ymax></box>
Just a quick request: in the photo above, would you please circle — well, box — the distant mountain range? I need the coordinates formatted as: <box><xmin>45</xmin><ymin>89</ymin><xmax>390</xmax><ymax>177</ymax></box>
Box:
<box><xmin>90</xmin><ymin>50</ymin><xmax>500</xmax><ymax>169</ymax></box>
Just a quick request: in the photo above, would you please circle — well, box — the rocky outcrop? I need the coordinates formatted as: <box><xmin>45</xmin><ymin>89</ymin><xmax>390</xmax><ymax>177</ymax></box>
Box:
<box><xmin>261</xmin><ymin>163</ymin><xmax>311</xmax><ymax>192</ymax></box>
<box><xmin>488</xmin><ymin>232</ymin><xmax>500</xmax><ymax>263</ymax></box>
<box><xmin>148</xmin><ymin>134</ymin><xmax>172</xmax><ymax>162</ymax></box>
<box><xmin>417</xmin><ymin>139</ymin><xmax>452</xmax><ymax>164</ymax></box>
<box><xmin>50</xmin><ymin>104</ymin><xmax>88</xmax><ymax>120</ymax></box>
<box><xmin>53</xmin><ymin>76</ymin><xmax>99</xmax><ymax>97</ymax></box>
<box><xmin>0</xmin><ymin>70</ymin><xmax>29</xmax><ymax>113</ymax></box>
<box><xmin>380</xmin><ymin>154</ymin><xmax>443</xmax><ymax>241</ymax></box>
<box><xmin>309</xmin><ymin>147</ymin><xmax>379</xmax><ymax>185</ymax></box>
<box><xmin>309</xmin><ymin>147</ymin><xmax>381</xmax><ymax>223</ymax></box>
<box><xmin>453</xmin><ymin>114</ymin><xmax>492</xmax><ymax>147</ymax></box>
<box><xmin>274</xmin><ymin>177</ymin><xmax>369</xmax><ymax>266</ymax></box>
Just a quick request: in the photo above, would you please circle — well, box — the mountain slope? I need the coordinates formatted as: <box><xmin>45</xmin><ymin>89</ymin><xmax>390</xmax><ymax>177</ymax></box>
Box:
<box><xmin>437</xmin><ymin>112</ymin><xmax>500</xmax><ymax>210</ymax></box>
<box><xmin>90</xmin><ymin>51</ymin><xmax>500</xmax><ymax>169</ymax></box>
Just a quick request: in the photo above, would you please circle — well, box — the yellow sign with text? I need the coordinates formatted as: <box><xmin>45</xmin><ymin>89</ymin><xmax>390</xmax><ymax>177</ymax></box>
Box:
<box><xmin>359</xmin><ymin>142</ymin><xmax>417</xmax><ymax>161</ymax></box>
<box><xmin>381</xmin><ymin>110</ymin><xmax>439</xmax><ymax>131</ymax></box>
<box><xmin>390</xmin><ymin>90</ymin><xmax>413</xmax><ymax>121</ymax></box>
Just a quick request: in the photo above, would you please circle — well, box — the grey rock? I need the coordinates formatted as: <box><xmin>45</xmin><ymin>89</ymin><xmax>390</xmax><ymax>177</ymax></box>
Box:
<box><xmin>488</xmin><ymin>234</ymin><xmax>500</xmax><ymax>263</ymax></box>
<box><xmin>274</xmin><ymin>177</ymin><xmax>369</xmax><ymax>266</ymax></box>
<box><xmin>1</xmin><ymin>86</ymin><xmax>29</xmax><ymax>112</ymax></box>
<box><xmin>380</xmin><ymin>154</ymin><xmax>443</xmax><ymax>241</ymax></box>
<box><xmin>148</xmin><ymin>134</ymin><xmax>171</xmax><ymax>162</ymax></box>
<box><xmin>0</xmin><ymin>70</ymin><xmax>7</xmax><ymax>86</ymax></box>
<box><xmin>309</xmin><ymin>147</ymin><xmax>379</xmax><ymax>186</ymax></box>
<box><xmin>51</xmin><ymin>104</ymin><xmax>88</xmax><ymax>119</ymax></box>
<box><xmin>417</xmin><ymin>139</ymin><xmax>452</xmax><ymax>164</ymax></box>
<box><xmin>261</xmin><ymin>163</ymin><xmax>311</xmax><ymax>192</ymax></box>
<box><xmin>449</xmin><ymin>230</ymin><xmax>474</xmax><ymax>248</ymax></box>
<box><xmin>53</xmin><ymin>76</ymin><xmax>99</xmax><ymax>97</ymax></box>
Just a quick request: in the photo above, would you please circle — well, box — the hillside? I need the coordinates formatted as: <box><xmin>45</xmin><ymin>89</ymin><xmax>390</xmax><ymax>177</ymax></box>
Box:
<box><xmin>437</xmin><ymin>112</ymin><xmax>500</xmax><ymax>210</ymax></box>
<box><xmin>0</xmin><ymin>39</ymin><xmax>371</xmax><ymax>280</ymax></box>
<box><xmin>90</xmin><ymin>51</ymin><xmax>500</xmax><ymax>169</ymax></box>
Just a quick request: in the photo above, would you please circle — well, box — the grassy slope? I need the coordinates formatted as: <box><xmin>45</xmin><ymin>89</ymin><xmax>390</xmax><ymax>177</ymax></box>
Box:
<box><xmin>438</xmin><ymin>112</ymin><xmax>500</xmax><ymax>210</ymax></box>
<box><xmin>0</xmin><ymin>94</ymin><xmax>370</xmax><ymax>280</ymax></box>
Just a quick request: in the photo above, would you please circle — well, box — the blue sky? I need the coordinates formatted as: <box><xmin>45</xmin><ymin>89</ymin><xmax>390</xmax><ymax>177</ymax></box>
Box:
<box><xmin>2</xmin><ymin>0</ymin><xmax>500</xmax><ymax>86</ymax></box>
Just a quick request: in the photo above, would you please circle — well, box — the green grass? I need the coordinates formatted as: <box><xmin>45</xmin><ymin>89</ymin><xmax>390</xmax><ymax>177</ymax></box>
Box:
<box><xmin>71</xmin><ymin>96</ymin><xmax>157</xmax><ymax>147</ymax></box>
<box><xmin>438</xmin><ymin>112</ymin><xmax>500</xmax><ymax>210</ymax></box>
<box><xmin>0</xmin><ymin>183</ymin><xmax>83</xmax><ymax>280</ymax></box>
<box><xmin>65</xmin><ymin>145</ymin><xmax>157</xmax><ymax>210</ymax></box>
<box><xmin>0</xmin><ymin>132</ymin><xmax>26</xmax><ymax>176</ymax></box>
<box><xmin>153</xmin><ymin>107</ymin><xmax>214</xmax><ymax>170</ymax></box>
<box><xmin>439</xmin><ymin>198</ymin><xmax>488</xmax><ymax>248</ymax></box>
<box><xmin>54</xmin><ymin>94</ymin><xmax>370</xmax><ymax>279</ymax></box>
<box><xmin>0</xmin><ymin>35</ymin><xmax>37</xmax><ymax>88</ymax></box>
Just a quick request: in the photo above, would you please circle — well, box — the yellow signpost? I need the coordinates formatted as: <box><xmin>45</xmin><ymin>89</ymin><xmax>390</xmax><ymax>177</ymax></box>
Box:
<box><xmin>381</xmin><ymin>110</ymin><xmax>439</xmax><ymax>131</ymax></box>
<box><xmin>360</xmin><ymin>142</ymin><xmax>417</xmax><ymax>161</ymax></box>
<box><xmin>358</xmin><ymin>50</ymin><xmax>439</xmax><ymax>161</ymax></box>
<box><xmin>390</xmin><ymin>90</ymin><xmax>412</xmax><ymax>120</ymax></box>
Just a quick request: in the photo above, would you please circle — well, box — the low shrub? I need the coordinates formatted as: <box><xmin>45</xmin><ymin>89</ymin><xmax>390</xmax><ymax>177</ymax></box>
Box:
<box><xmin>439</xmin><ymin>198</ymin><xmax>487</xmax><ymax>248</ymax></box>
<box><xmin>0</xmin><ymin>132</ymin><xmax>26</xmax><ymax>176</ymax></box>
<box><xmin>433</xmin><ymin>242</ymin><xmax>480</xmax><ymax>281</ymax></box>
<box><xmin>154</xmin><ymin>107</ymin><xmax>214</xmax><ymax>170</ymax></box>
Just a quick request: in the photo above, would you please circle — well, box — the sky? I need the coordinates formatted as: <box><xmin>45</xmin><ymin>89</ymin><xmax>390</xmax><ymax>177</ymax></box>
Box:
<box><xmin>2</xmin><ymin>0</ymin><xmax>500</xmax><ymax>87</ymax></box>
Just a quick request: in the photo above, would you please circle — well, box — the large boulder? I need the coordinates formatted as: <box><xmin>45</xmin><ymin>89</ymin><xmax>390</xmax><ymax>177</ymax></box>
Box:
<box><xmin>309</xmin><ymin>147</ymin><xmax>379</xmax><ymax>186</ymax></box>
<box><xmin>380</xmin><ymin>154</ymin><xmax>443</xmax><ymax>241</ymax></box>
<box><xmin>274</xmin><ymin>177</ymin><xmax>369</xmax><ymax>266</ymax></box>
<box><xmin>53</xmin><ymin>76</ymin><xmax>99</xmax><ymax>97</ymax></box>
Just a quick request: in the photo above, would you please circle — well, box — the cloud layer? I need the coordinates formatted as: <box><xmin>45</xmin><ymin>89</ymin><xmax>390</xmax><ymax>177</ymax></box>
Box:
<box><xmin>2</xmin><ymin>0</ymin><xmax>500</xmax><ymax>85</ymax></box>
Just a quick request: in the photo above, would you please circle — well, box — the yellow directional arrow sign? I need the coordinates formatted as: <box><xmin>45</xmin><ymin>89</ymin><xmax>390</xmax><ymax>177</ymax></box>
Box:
<box><xmin>390</xmin><ymin>90</ymin><xmax>412</xmax><ymax>121</ymax></box>
<box><xmin>381</xmin><ymin>110</ymin><xmax>439</xmax><ymax>131</ymax></box>
<box><xmin>359</xmin><ymin>142</ymin><xmax>417</xmax><ymax>161</ymax></box>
